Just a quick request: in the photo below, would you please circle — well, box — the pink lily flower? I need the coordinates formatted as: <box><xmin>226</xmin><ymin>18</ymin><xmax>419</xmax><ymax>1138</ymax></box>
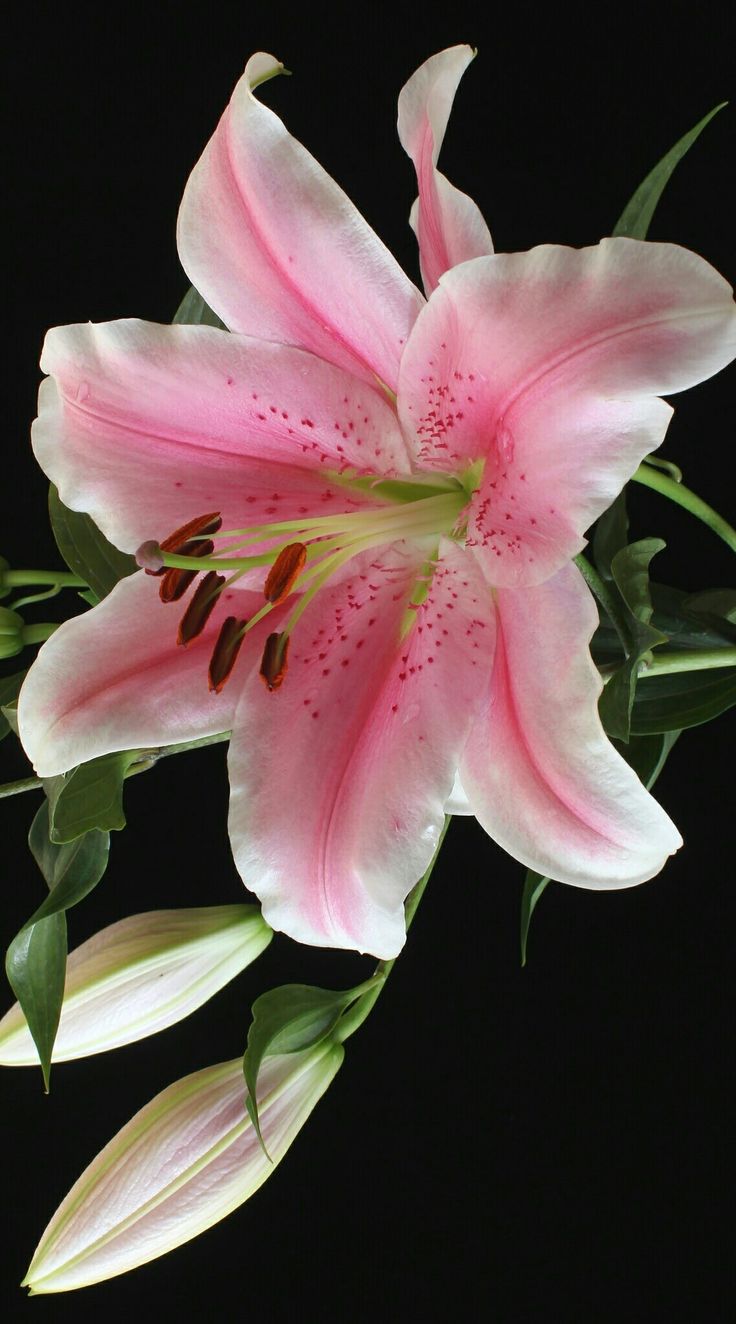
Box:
<box><xmin>18</xmin><ymin>47</ymin><xmax>736</xmax><ymax>959</ymax></box>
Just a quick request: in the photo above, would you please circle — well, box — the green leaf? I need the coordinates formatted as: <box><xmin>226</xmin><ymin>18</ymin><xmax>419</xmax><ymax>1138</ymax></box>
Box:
<box><xmin>5</xmin><ymin>913</ymin><xmax>66</xmax><ymax>1093</ymax></box>
<box><xmin>630</xmin><ymin>667</ymin><xmax>736</xmax><ymax>734</ymax></box>
<box><xmin>592</xmin><ymin>492</ymin><xmax>629</xmax><ymax>581</ymax></box>
<box><xmin>0</xmin><ymin>669</ymin><xmax>26</xmax><ymax>741</ymax></box>
<box><xmin>613</xmin><ymin>102</ymin><xmax>727</xmax><ymax>240</ymax></box>
<box><xmin>5</xmin><ymin>802</ymin><xmax>110</xmax><ymax>1086</ymax></box>
<box><xmin>173</xmin><ymin>286</ymin><xmax>227</xmax><ymax>329</ymax></box>
<box><xmin>243</xmin><ymin>981</ymin><xmax>371</xmax><ymax>1152</ymax></box>
<box><xmin>48</xmin><ymin>485</ymin><xmax>137</xmax><ymax>601</ymax></box>
<box><xmin>45</xmin><ymin>750</ymin><xmax>141</xmax><ymax>842</ymax></box>
<box><xmin>651</xmin><ymin>584</ymin><xmax>736</xmax><ymax>648</ymax></box>
<box><xmin>599</xmin><ymin>539</ymin><xmax>668</xmax><ymax>741</ymax></box>
<box><xmin>520</xmin><ymin>870</ymin><xmax>550</xmax><ymax>966</ymax></box>
<box><xmin>681</xmin><ymin>588</ymin><xmax>736</xmax><ymax>633</ymax></box>
<box><xmin>27</xmin><ymin>801</ymin><xmax>110</xmax><ymax>922</ymax></box>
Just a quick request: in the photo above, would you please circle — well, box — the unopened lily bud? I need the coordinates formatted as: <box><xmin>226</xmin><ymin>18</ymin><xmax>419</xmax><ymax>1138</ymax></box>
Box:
<box><xmin>24</xmin><ymin>1042</ymin><xmax>343</xmax><ymax>1292</ymax></box>
<box><xmin>0</xmin><ymin>905</ymin><xmax>272</xmax><ymax>1065</ymax></box>
<box><xmin>0</xmin><ymin>605</ymin><xmax>24</xmax><ymax>658</ymax></box>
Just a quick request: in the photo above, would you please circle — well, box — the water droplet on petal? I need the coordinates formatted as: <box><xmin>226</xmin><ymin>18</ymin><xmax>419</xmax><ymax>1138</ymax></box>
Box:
<box><xmin>76</xmin><ymin>381</ymin><xmax>90</xmax><ymax>403</ymax></box>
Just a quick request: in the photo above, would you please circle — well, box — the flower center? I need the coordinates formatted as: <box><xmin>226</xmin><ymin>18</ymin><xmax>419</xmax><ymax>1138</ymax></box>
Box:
<box><xmin>137</xmin><ymin>468</ymin><xmax>478</xmax><ymax>692</ymax></box>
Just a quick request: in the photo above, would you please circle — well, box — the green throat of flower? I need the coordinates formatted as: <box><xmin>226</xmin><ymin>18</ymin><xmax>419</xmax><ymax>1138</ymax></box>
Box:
<box><xmin>136</xmin><ymin>465</ymin><xmax>480</xmax><ymax>694</ymax></box>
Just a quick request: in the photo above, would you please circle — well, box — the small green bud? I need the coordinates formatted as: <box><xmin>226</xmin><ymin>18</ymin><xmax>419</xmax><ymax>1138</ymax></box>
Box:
<box><xmin>0</xmin><ymin>605</ymin><xmax>24</xmax><ymax>659</ymax></box>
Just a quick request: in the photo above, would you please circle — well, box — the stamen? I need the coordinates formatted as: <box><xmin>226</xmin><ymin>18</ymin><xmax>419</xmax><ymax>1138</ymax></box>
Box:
<box><xmin>177</xmin><ymin>571</ymin><xmax>226</xmax><ymax>645</ymax></box>
<box><xmin>263</xmin><ymin>542</ymin><xmax>307</xmax><ymax>605</ymax></box>
<box><xmin>208</xmin><ymin>616</ymin><xmax>248</xmax><ymax>693</ymax></box>
<box><xmin>143</xmin><ymin>512</ymin><xmax>222</xmax><ymax>577</ymax></box>
<box><xmin>160</xmin><ymin>512</ymin><xmax>222</xmax><ymax>551</ymax></box>
<box><xmin>259</xmin><ymin>633</ymin><xmax>290</xmax><ymax>691</ymax></box>
<box><xmin>159</xmin><ymin>567</ymin><xmax>198</xmax><ymax>603</ymax></box>
<box><xmin>158</xmin><ymin>539</ymin><xmax>215</xmax><ymax>602</ymax></box>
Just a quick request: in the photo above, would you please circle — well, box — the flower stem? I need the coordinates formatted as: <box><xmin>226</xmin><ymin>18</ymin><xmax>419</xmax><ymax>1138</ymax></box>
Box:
<box><xmin>2</xmin><ymin>570</ymin><xmax>87</xmax><ymax>589</ymax></box>
<box><xmin>0</xmin><ymin>731</ymin><xmax>233</xmax><ymax>800</ymax></box>
<box><xmin>0</xmin><ymin>776</ymin><xmax>43</xmax><ymax>799</ymax></box>
<box><xmin>639</xmin><ymin>647</ymin><xmax>736</xmax><ymax>677</ymax></box>
<box><xmin>632</xmin><ymin>464</ymin><xmax>736</xmax><ymax>554</ymax></box>
<box><xmin>335</xmin><ymin>815</ymin><xmax>452</xmax><ymax>1044</ymax></box>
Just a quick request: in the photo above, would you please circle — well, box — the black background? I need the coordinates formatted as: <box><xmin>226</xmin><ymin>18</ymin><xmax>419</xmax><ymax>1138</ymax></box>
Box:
<box><xmin>2</xmin><ymin>2</ymin><xmax>734</xmax><ymax>1320</ymax></box>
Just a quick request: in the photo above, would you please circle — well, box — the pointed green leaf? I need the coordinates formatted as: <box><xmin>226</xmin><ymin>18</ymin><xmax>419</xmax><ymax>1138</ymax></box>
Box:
<box><xmin>613</xmin><ymin>103</ymin><xmax>727</xmax><ymax>240</ymax></box>
<box><xmin>48</xmin><ymin>485</ymin><xmax>136</xmax><ymax>601</ymax></box>
<box><xmin>630</xmin><ymin>667</ymin><xmax>736</xmax><ymax>734</ymax></box>
<box><xmin>45</xmin><ymin>750</ymin><xmax>141</xmax><ymax>842</ymax></box>
<box><xmin>0</xmin><ymin>669</ymin><xmax>26</xmax><ymax>742</ymax></box>
<box><xmin>173</xmin><ymin>286</ymin><xmax>227</xmax><ymax>329</ymax></box>
<box><xmin>243</xmin><ymin>981</ymin><xmax>373</xmax><ymax>1151</ymax></box>
<box><xmin>5</xmin><ymin>912</ymin><xmax>66</xmax><ymax>1092</ymax></box>
<box><xmin>5</xmin><ymin>802</ymin><xmax>110</xmax><ymax>1085</ymax></box>
<box><xmin>520</xmin><ymin>870</ymin><xmax>550</xmax><ymax>966</ymax></box>
<box><xmin>682</xmin><ymin>588</ymin><xmax>736</xmax><ymax>633</ymax></box>
<box><xmin>593</xmin><ymin>492</ymin><xmax>629</xmax><ymax>581</ymax></box>
<box><xmin>599</xmin><ymin>539</ymin><xmax>668</xmax><ymax>740</ymax></box>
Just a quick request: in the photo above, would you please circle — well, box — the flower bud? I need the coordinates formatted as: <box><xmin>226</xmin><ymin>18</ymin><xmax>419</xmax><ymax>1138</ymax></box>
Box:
<box><xmin>0</xmin><ymin>605</ymin><xmax>24</xmax><ymax>658</ymax></box>
<box><xmin>0</xmin><ymin>905</ymin><xmax>272</xmax><ymax>1065</ymax></box>
<box><xmin>24</xmin><ymin>1042</ymin><xmax>343</xmax><ymax>1292</ymax></box>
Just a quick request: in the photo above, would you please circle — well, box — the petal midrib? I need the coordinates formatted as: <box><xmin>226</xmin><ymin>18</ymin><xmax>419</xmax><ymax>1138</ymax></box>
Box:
<box><xmin>492</xmin><ymin>608</ymin><xmax>633</xmax><ymax>852</ymax></box>
<box><xmin>221</xmin><ymin>103</ymin><xmax>413</xmax><ymax>388</ymax></box>
<box><xmin>496</xmin><ymin>303</ymin><xmax>725</xmax><ymax>424</ymax></box>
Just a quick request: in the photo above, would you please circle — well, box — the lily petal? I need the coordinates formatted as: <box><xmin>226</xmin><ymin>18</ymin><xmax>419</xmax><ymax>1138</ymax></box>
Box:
<box><xmin>177</xmin><ymin>52</ymin><xmax>424</xmax><ymax>391</ymax></box>
<box><xmin>35</xmin><ymin>320</ymin><xmax>407</xmax><ymax>556</ymax></box>
<box><xmin>398</xmin><ymin>239</ymin><xmax>736</xmax><ymax>585</ymax></box>
<box><xmin>398</xmin><ymin>45</ymin><xmax>493</xmax><ymax>294</ymax></box>
<box><xmin>24</xmin><ymin>1043</ymin><xmax>342</xmax><ymax>1293</ymax></box>
<box><xmin>228</xmin><ymin>541</ymin><xmax>495</xmax><ymax>957</ymax></box>
<box><xmin>17</xmin><ymin>572</ymin><xmax>258</xmax><ymax>776</ymax></box>
<box><xmin>0</xmin><ymin>906</ymin><xmax>271</xmax><ymax>1065</ymax></box>
<box><xmin>460</xmin><ymin>562</ymin><xmax>682</xmax><ymax>887</ymax></box>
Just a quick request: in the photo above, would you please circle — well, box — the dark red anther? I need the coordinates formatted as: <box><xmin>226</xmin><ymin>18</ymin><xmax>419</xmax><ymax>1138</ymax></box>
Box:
<box><xmin>160</xmin><ymin>512</ymin><xmax>222</xmax><ymax>552</ymax></box>
<box><xmin>208</xmin><ymin>617</ymin><xmax>247</xmax><ymax>693</ymax></box>
<box><xmin>264</xmin><ymin>543</ymin><xmax>307</xmax><ymax>605</ymax></box>
<box><xmin>177</xmin><ymin>571</ymin><xmax>226</xmax><ymax>646</ymax></box>
<box><xmin>159</xmin><ymin>567</ymin><xmax>198</xmax><ymax>603</ymax></box>
<box><xmin>158</xmin><ymin>539</ymin><xmax>215</xmax><ymax>602</ymax></box>
<box><xmin>259</xmin><ymin>632</ymin><xmax>290</xmax><ymax>691</ymax></box>
<box><xmin>145</xmin><ymin>511</ymin><xmax>221</xmax><ymax>577</ymax></box>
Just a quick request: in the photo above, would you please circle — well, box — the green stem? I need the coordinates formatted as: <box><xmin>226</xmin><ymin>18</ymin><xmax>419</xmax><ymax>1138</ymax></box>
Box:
<box><xmin>336</xmin><ymin>815</ymin><xmax>452</xmax><ymax>1044</ymax></box>
<box><xmin>0</xmin><ymin>731</ymin><xmax>233</xmax><ymax>801</ymax></box>
<box><xmin>599</xmin><ymin>647</ymin><xmax>736</xmax><ymax>682</ymax></box>
<box><xmin>2</xmin><ymin>570</ymin><xmax>87</xmax><ymax>589</ymax></box>
<box><xmin>640</xmin><ymin>647</ymin><xmax>736</xmax><ymax>677</ymax></box>
<box><xmin>632</xmin><ymin>465</ymin><xmax>736</xmax><ymax>554</ymax></box>
<box><xmin>0</xmin><ymin>776</ymin><xmax>43</xmax><ymax>799</ymax></box>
